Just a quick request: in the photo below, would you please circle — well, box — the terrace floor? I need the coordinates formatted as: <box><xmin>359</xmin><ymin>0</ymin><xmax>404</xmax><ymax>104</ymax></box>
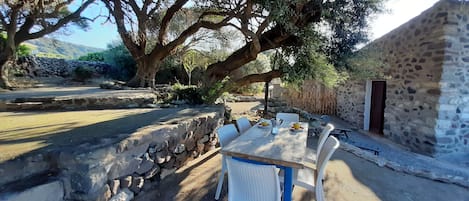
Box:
<box><xmin>134</xmin><ymin>101</ymin><xmax>469</xmax><ymax>201</ymax></box>
<box><xmin>136</xmin><ymin>136</ymin><xmax>469</xmax><ymax>201</ymax></box>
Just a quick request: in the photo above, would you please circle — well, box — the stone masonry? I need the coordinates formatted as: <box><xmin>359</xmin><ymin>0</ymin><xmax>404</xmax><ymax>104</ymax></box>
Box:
<box><xmin>334</xmin><ymin>0</ymin><xmax>469</xmax><ymax>156</ymax></box>
<box><xmin>336</xmin><ymin>81</ymin><xmax>366</xmax><ymax>129</ymax></box>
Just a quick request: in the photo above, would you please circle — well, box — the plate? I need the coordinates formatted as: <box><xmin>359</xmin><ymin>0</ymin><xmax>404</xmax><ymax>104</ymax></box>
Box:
<box><xmin>258</xmin><ymin>124</ymin><xmax>270</xmax><ymax>128</ymax></box>
<box><xmin>289</xmin><ymin>127</ymin><xmax>304</xmax><ymax>132</ymax></box>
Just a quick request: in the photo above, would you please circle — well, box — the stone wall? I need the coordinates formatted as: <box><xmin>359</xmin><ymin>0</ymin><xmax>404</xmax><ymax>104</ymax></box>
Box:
<box><xmin>435</xmin><ymin>1</ymin><xmax>469</xmax><ymax>155</ymax></box>
<box><xmin>15</xmin><ymin>56</ymin><xmax>111</xmax><ymax>77</ymax></box>
<box><xmin>336</xmin><ymin>81</ymin><xmax>366</xmax><ymax>129</ymax></box>
<box><xmin>0</xmin><ymin>107</ymin><xmax>224</xmax><ymax>201</ymax></box>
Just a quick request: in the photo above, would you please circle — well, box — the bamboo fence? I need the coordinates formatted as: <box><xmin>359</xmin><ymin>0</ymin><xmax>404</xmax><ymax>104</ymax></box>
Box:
<box><xmin>281</xmin><ymin>80</ymin><xmax>337</xmax><ymax>115</ymax></box>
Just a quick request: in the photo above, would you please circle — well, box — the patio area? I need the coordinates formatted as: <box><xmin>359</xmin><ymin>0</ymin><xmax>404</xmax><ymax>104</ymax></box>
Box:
<box><xmin>135</xmin><ymin>135</ymin><xmax>468</xmax><ymax>201</ymax></box>
<box><xmin>134</xmin><ymin>101</ymin><xmax>469</xmax><ymax>201</ymax></box>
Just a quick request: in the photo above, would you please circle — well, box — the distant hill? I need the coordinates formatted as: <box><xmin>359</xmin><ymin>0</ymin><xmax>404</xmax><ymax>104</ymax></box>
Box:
<box><xmin>25</xmin><ymin>37</ymin><xmax>103</xmax><ymax>60</ymax></box>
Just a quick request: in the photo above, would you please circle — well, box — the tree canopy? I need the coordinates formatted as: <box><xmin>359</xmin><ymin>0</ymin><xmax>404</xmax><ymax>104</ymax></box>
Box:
<box><xmin>99</xmin><ymin>0</ymin><xmax>385</xmax><ymax>101</ymax></box>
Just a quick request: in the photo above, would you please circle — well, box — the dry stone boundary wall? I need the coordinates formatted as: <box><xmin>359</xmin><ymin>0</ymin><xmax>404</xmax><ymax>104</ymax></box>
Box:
<box><xmin>15</xmin><ymin>56</ymin><xmax>111</xmax><ymax>78</ymax></box>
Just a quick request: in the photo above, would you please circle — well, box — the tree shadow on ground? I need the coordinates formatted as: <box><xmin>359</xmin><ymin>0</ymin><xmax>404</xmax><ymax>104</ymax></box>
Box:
<box><xmin>0</xmin><ymin>107</ymin><xmax>217</xmax><ymax>163</ymax></box>
<box><xmin>134</xmin><ymin>150</ymin><xmax>229</xmax><ymax>201</ymax></box>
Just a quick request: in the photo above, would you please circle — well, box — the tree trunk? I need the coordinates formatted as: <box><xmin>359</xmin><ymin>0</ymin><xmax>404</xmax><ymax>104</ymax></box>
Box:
<box><xmin>0</xmin><ymin>62</ymin><xmax>12</xmax><ymax>90</ymax></box>
<box><xmin>0</xmin><ymin>42</ymin><xmax>16</xmax><ymax>89</ymax></box>
<box><xmin>126</xmin><ymin>58</ymin><xmax>160</xmax><ymax>88</ymax></box>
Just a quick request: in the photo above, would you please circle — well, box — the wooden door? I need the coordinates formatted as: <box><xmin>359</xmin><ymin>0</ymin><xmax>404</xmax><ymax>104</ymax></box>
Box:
<box><xmin>369</xmin><ymin>81</ymin><xmax>386</xmax><ymax>134</ymax></box>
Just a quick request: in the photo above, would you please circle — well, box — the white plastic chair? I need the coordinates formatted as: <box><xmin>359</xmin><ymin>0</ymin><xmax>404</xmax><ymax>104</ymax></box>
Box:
<box><xmin>305</xmin><ymin>123</ymin><xmax>335</xmax><ymax>164</ymax></box>
<box><xmin>226</xmin><ymin>158</ymin><xmax>282</xmax><ymax>201</ymax></box>
<box><xmin>215</xmin><ymin>124</ymin><xmax>240</xmax><ymax>200</ymax></box>
<box><xmin>286</xmin><ymin>136</ymin><xmax>340</xmax><ymax>201</ymax></box>
<box><xmin>236</xmin><ymin>117</ymin><xmax>252</xmax><ymax>134</ymax></box>
<box><xmin>276</xmin><ymin>112</ymin><xmax>299</xmax><ymax>123</ymax></box>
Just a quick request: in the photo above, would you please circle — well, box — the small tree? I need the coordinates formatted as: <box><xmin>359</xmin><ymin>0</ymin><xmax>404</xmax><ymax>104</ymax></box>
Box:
<box><xmin>0</xmin><ymin>0</ymin><xmax>95</xmax><ymax>89</ymax></box>
<box><xmin>182</xmin><ymin>49</ymin><xmax>206</xmax><ymax>85</ymax></box>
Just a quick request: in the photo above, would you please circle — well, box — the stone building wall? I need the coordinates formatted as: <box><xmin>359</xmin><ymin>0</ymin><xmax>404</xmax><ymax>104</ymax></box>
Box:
<box><xmin>335</xmin><ymin>0</ymin><xmax>469</xmax><ymax>156</ymax></box>
<box><xmin>435</xmin><ymin>1</ymin><xmax>469</xmax><ymax>155</ymax></box>
<box><xmin>335</xmin><ymin>81</ymin><xmax>366</xmax><ymax>129</ymax></box>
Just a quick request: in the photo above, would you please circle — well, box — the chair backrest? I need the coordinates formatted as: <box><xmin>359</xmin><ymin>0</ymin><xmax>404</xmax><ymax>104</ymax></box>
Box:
<box><xmin>226</xmin><ymin>158</ymin><xmax>281</xmax><ymax>201</ymax></box>
<box><xmin>217</xmin><ymin>124</ymin><xmax>239</xmax><ymax>147</ymax></box>
<box><xmin>315</xmin><ymin>136</ymin><xmax>340</xmax><ymax>201</ymax></box>
<box><xmin>236</xmin><ymin>117</ymin><xmax>252</xmax><ymax>134</ymax></box>
<box><xmin>317</xmin><ymin>123</ymin><xmax>335</xmax><ymax>157</ymax></box>
<box><xmin>276</xmin><ymin>112</ymin><xmax>299</xmax><ymax>123</ymax></box>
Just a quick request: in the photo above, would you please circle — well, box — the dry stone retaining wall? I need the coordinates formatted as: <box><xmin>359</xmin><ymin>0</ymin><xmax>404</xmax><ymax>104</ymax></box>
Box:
<box><xmin>0</xmin><ymin>107</ymin><xmax>224</xmax><ymax>201</ymax></box>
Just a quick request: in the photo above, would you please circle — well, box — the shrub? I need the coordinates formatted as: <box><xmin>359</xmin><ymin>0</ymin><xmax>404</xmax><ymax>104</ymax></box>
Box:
<box><xmin>172</xmin><ymin>83</ymin><xmax>203</xmax><ymax>105</ymax></box>
<box><xmin>73</xmin><ymin>66</ymin><xmax>95</xmax><ymax>82</ymax></box>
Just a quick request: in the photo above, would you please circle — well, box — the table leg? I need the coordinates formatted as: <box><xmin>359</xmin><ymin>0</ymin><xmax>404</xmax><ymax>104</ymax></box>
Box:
<box><xmin>284</xmin><ymin>167</ymin><xmax>293</xmax><ymax>201</ymax></box>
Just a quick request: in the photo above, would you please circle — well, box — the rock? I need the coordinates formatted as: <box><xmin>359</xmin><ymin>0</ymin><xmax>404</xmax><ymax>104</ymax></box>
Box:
<box><xmin>129</xmin><ymin>176</ymin><xmax>144</xmax><ymax>194</ymax></box>
<box><xmin>110</xmin><ymin>179</ymin><xmax>120</xmax><ymax>195</ymax></box>
<box><xmin>173</xmin><ymin>144</ymin><xmax>186</xmax><ymax>154</ymax></box>
<box><xmin>148</xmin><ymin>146</ymin><xmax>157</xmax><ymax>154</ymax></box>
<box><xmin>197</xmin><ymin>135</ymin><xmax>209</xmax><ymax>144</ymax></box>
<box><xmin>99</xmin><ymin>184</ymin><xmax>112</xmax><ymax>201</ymax></box>
<box><xmin>135</xmin><ymin>158</ymin><xmax>154</xmax><ymax>175</ymax></box>
<box><xmin>155</xmin><ymin>151</ymin><xmax>167</xmax><ymax>164</ymax></box>
<box><xmin>120</xmin><ymin>176</ymin><xmax>132</xmax><ymax>188</ymax></box>
<box><xmin>109</xmin><ymin>188</ymin><xmax>134</xmax><ymax>201</ymax></box>
<box><xmin>144</xmin><ymin>165</ymin><xmax>161</xmax><ymax>179</ymax></box>
<box><xmin>160</xmin><ymin>168</ymin><xmax>176</xmax><ymax>180</ymax></box>
<box><xmin>108</xmin><ymin>157</ymin><xmax>142</xmax><ymax>179</ymax></box>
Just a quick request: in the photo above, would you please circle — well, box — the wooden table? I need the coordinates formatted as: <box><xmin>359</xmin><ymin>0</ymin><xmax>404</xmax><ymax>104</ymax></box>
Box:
<box><xmin>221</xmin><ymin>121</ymin><xmax>308</xmax><ymax>201</ymax></box>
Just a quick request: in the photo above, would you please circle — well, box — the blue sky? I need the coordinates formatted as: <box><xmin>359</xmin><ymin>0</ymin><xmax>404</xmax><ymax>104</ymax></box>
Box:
<box><xmin>56</xmin><ymin>0</ymin><xmax>439</xmax><ymax>49</ymax></box>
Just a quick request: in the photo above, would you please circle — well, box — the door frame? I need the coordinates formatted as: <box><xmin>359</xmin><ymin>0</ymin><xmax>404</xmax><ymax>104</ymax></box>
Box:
<box><xmin>364</xmin><ymin>80</ymin><xmax>372</xmax><ymax>131</ymax></box>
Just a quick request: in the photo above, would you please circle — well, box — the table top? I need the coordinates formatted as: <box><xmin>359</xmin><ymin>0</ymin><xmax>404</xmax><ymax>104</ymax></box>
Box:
<box><xmin>221</xmin><ymin>121</ymin><xmax>308</xmax><ymax>169</ymax></box>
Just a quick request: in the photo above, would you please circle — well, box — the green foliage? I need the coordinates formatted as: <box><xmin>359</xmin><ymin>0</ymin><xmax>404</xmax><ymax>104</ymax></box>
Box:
<box><xmin>78</xmin><ymin>52</ymin><xmax>105</xmax><ymax>62</ymax></box>
<box><xmin>172</xmin><ymin>83</ymin><xmax>204</xmax><ymax>105</ymax></box>
<box><xmin>344</xmin><ymin>45</ymin><xmax>386</xmax><ymax>80</ymax></box>
<box><xmin>16</xmin><ymin>44</ymin><xmax>32</xmax><ymax>57</ymax></box>
<box><xmin>103</xmin><ymin>42</ymin><xmax>136</xmax><ymax>81</ymax></box>
<box><xmin>279</xmin><ymin>39</ymin><xmax>346</xmax><ymax>88</ymax></box>
<box><xmin>73</xmin><ymin>66</ymin><xmax>95</xmax><ymax>82</ymax></box>
<box><xmin>233</xmin><ymin>53</ymin><xmax>271</xmax><ymax>94</ymax></box>
<box><xmin>183</xmin><ymin>49</ymin><xmax>207</xmax><ymax>85</ymax></box>
<box><xmin>201</xmin><ymin>78</ymin><xmax>231</xmax><ymax>104</ymax></box>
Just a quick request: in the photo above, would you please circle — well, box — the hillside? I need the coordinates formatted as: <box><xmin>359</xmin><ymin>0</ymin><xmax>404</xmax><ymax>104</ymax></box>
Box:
<box><xmin>25</xmin><ymin>37</ymin><xmax>103</xmax><ymax>59</ymax></box>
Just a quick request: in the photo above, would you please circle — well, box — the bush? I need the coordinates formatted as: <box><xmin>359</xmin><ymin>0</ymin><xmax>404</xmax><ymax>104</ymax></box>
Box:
<box><xmin>172</xmin><ymin>83</ymin><xmax>203</xmax><ymax>105</ymax></box>
<box><xmin>78</xmin><ymin>52</ymin><xmax>105</xmax><ymax>62</ymax></box>
<box><xmin>73</xmin><ymin>66</ymin><xmax>95</xmax><ymax>82</ymax></box>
